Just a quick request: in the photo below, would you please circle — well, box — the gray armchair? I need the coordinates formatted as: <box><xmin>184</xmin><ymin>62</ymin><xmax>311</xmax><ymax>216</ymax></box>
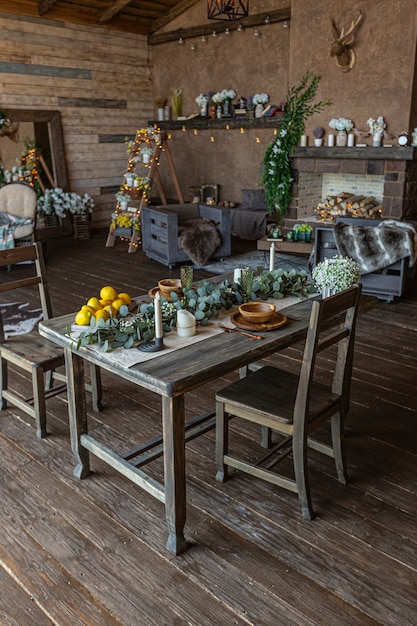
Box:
<box><xmin>141</xmin><ymin>203</ymin><xmax>231</xmax><ymax>268</ymax></box>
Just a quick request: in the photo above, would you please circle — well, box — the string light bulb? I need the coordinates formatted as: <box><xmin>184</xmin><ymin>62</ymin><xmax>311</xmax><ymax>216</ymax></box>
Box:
<box><xmin>225</xmin><ymin>27</ymin><xmax>231</xmax><ymax>35</ymax></box>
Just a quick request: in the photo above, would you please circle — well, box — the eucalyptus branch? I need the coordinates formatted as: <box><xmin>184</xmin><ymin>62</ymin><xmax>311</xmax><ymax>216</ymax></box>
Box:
<box><xmin>261</xmin><ymin>72</ymin><xmax>332</xmax><ymax>218</ymax></box>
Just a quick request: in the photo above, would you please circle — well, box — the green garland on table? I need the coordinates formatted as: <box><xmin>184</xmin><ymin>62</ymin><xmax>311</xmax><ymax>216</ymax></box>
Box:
<box><xmin>69</xmin><ymin>269</ymin><xmax>313</xmax><ymax>353</ymax></box>
<box><xmin>261</xmin><ymin>72</ymin><xmax>332</xmax><ymax>219</ymax></box>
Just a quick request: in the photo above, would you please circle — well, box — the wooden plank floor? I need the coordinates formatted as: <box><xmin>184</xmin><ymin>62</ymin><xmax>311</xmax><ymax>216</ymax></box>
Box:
<box><xmin>1</xmin><ymin>230</ymin><xmax>417</xmax><ymax>625</ymax></box>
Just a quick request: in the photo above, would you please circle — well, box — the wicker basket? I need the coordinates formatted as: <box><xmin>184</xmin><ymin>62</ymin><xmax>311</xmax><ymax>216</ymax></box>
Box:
<box><xmin>73</xmin><ymin>214</ymin><xmax>91</xmax><ymax>240</ymax></box>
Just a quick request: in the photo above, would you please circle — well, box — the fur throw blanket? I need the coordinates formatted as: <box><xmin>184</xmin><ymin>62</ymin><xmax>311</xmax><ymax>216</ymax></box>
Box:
<box><xmin>178</xmin><ymin>218</ymin><xmax>221</xmax><ymax>266</ymax></box>
<box><xmin>334</xmin><ymin>220</ymin><xmax>417</xmax><ymax>274</ymax></box>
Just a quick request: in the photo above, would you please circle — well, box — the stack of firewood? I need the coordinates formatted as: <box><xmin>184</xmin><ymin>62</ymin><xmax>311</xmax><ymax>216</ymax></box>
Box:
<box><xmin>315</xmin><ymin>192</ymin><xmax>382</xmax><ymax>221</ymax></box>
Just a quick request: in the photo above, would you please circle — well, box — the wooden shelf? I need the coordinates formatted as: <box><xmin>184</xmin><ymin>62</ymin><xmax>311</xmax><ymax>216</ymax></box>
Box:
<box><xmin>148</xmin><ymin>115</ymin><xmax>283</xmax><ymax>131</ymax></box>
<box><xmin>293</xmin><ymin>146</ymin><xmax>417</xmax><ymax>160</ymax></box>
<box><xmin>257</xmin><ymin>237</ymin><xmax>313</xmax><ymax>254</ymax></box>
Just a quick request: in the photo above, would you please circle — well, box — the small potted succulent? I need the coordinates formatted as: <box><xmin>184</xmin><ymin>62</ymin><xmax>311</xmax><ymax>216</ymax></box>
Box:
<box><xmin>293</xmin><ymin>222</ymin><xmax>313</xmax><ymax>242</ymax></box>
<box><xmin>140</xmin><ymin>146</ymin><xmax>153</xmax><ymax>164</ymax></box>
<box><xmin>313</xmin><ymin>126</ymin><xmax>324</xmax><ymax>146</ymax></box>
<box><xmin>116</xmin><ymin>189</ymin><xmax>131</xmax><ymax>210</ymax></box>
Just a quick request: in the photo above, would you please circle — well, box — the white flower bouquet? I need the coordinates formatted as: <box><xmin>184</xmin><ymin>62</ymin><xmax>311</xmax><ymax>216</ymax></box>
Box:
<box><xmin>195</xmin><ymin>93</ymin><xmax>209</xmax><ymax>107</ymax></box>
<box><xmin>116</xmin><ymin>190</ymin><xmax>131</xmax><ymax>203</ymax></box>
<box><xmin>252</xmin><ymin>93</ymin><xmax>269</xmax><ymax>105</ymax></box>
<box><xmin>312</xmin><ymin>255</ymin><xmax>360</xmax><ymax>297</ymax></box>
<box><xmin>329</xmin><ymin>117</ymin><xmax>354</xmax><ymax>132</ymax></box>
<box><xmin>37</xmin><ymin>188</ymin><xmax>94</xmax><ymax>218</ymax></box>
<box><xmin>212</xmin><ymin>92</ymin><xmax>224</xmax><ymax>104</ymax></box>
<box><xmin>367</xmin><ymin>116</ymin><xmax>386</xmax><ymax>135</ymax></box>
<box><xmin>220</xmin><ymin>88</ymin><xmax>236</xmax><ymax>101</ymax></box>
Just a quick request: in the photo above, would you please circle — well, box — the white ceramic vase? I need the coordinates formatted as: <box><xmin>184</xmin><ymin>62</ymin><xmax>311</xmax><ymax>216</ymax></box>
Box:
<box><xmin>255</xmin><ymin>103</ymin><xmax>264</xmax><ymax>118</ymax></box>
<box><xmin>336</xmin><ymin>130</ymin><xmax>347</xmax><ymax>147</ymax></box>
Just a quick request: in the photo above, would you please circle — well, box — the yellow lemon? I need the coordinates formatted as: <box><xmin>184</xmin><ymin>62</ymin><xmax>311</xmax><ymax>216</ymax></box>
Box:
<box><xmin>94</xmin><ymin>308</ymin><xmax>110</xmax><ymax>322</ymax></box>
<box><xmin>99</xmin><ymin>299</ymin><xmax>112</xmax><ymax>307</ymax></box>
<box><xmin>111</xmin><ymin>298</ymin><xmax>126</xmax><ymax>312</ymax></box>
<box><xmin>81</xmin><ymin>305</ymin><xmax>96</xmax><ymax>315</ymax></box>
<box><xmin>87</xmin><ymin>296</ymin><xmax>102</xmax><ymax>311</ymax></box>
<box><xmin>74</xmin><ymin>310</ymin><xmax>92</xmax><ymax>325</ymax></box>
<box><xmin>104</xmin><ymin>304</ymin><xmax>117</xmax><ymax>317</ymax></box>
<box><xmin>100</xmin><ymin>285</ymin><xmax>118</xmax><ymax>301</ymax></box>
<box><xmin>118</xmin><ymin>292</ymin><xmax>132</xmax><ymax>305</ymax></box>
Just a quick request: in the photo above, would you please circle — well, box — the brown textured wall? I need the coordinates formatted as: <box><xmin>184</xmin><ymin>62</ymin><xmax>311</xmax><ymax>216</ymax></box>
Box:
<box><xmin>151</xmin><ymin>0</ymin><xmax>291</xmax><ymax>204</ymax></box>
<box><xmin>152</xmin><ymin>0</ymin><xmax>417</xmax><ymax>205</ymax></box>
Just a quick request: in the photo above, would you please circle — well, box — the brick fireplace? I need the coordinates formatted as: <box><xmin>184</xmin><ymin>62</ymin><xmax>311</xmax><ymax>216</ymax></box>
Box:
<box><xmin>288</xmin><ymin>146</ymin><xmax>417</xmax><ymax>222</ymax></box>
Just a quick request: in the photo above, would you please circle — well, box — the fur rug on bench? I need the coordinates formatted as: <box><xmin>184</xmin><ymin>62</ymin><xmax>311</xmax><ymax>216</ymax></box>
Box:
<box><xmin>178</xmin><ymin>218</ymin><xmax>222</xmax><ymax>266</ymax></box>
<box><xmin>334</xmin><ymin>220</ymin><xmax>417</xmax><ymax>274</ymax></box>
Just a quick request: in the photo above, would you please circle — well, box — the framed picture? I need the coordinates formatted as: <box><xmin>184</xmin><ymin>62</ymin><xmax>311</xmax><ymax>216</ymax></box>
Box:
<box><xmin>189</xmin><ymin>186</ymin><xmax>202</xmax><ymax>203</ymax></box>
<box><xmin>201</xmin><ymin>184</ymin><xmax>219</xmax><ymax>205</ymax></box>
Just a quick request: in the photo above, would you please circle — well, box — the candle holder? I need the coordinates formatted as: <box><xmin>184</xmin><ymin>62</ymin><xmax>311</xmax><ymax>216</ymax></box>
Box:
<box><xmin>138</xmin><ymin>336</ymin><xmax>164</xmax><ymax>352</ymax></box>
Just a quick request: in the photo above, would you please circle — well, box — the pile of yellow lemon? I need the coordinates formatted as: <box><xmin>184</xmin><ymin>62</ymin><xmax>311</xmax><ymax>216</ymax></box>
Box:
<box><xmin>74</xmin><ymin>285</ymin><xmax>132</xmax><ymax>326</ymax></box>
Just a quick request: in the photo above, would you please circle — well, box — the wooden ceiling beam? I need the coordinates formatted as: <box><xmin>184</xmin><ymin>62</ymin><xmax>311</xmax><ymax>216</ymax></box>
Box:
<box><xmin>99</xmin><ymin>0</ymin><xmax>134</xmax><ymax>25</ymax></box>
<box><xmin>149</xmin><ymin>7</ymin><xmax>291</xmax><ymax>45</ymax></box>
<box><xmin>38</xmin><ymin>0</ymin><xmax>59</xmax><ymax>15</ymax></box>
<box><xmin>150</xmin><ymin>0</ymin><xmax>201</xmax><ymax>34</ymax></box>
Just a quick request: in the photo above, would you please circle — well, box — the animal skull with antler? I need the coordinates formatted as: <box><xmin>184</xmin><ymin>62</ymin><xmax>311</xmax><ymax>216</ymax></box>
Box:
<box><xmin>330</xmin><ymin>11</ymin><xmax>363</xmax><ymax>73</ymax></box>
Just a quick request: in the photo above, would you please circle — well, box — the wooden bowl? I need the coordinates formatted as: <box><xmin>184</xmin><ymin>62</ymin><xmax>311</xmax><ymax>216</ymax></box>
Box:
<box><xmin>158</xmin><ymin>278</ymin><xmax>183</xmax><ymax>299</ymax></box>
<box><xmin>239</xmin><ymin>302</ymin><xmax>276</xmax><ymax>324</ymax></box>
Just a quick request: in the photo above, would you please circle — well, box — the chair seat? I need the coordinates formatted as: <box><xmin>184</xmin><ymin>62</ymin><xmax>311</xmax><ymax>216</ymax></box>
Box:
<box><xmin>217</xmin><ymin>366</ymin><xmax>339</xmax><ymax>426</ymax></box>
<box><xmin>0</xmin><ymin>332</ymin><xmax>64</xmax><ymax>370</ymax></box>
<box><xmin>15</xmin><ymin>222</ymin><xmax>34</xmax><ymax>239</ymax></box>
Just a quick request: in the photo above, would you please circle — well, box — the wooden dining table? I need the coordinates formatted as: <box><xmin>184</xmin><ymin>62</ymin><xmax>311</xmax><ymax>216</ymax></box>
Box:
<box><xmin>38</xmin><ymin>291</ymin><xmax>374</xmax><ymax>555</ymax></box>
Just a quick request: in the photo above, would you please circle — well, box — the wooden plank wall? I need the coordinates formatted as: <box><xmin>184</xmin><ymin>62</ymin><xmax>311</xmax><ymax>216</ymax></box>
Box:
<box><xmin>0</xmin><ymin>10</ymin><xmax>152</xmax><ymax>227</ymax></box>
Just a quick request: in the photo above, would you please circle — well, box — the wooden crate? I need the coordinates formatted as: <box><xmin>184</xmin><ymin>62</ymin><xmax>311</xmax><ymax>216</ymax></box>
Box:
<box><xmin>73</xmin><ymin>215</ymin><xmax>91</xmax><ymax>240</ymax></box>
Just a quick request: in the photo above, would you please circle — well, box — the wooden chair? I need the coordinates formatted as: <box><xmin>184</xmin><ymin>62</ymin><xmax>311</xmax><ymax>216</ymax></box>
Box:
<box><xmin>0</xmin><ymin>243</ymin><xmax>102</xmax><ymax>438</ymax></box>
<box><xmin>0</xmin><ymin>182</ymin><xmax>37</xmax><ymax>247</ymax></box>
<box><xmin>215</xmin><ymin>285</ymin><xmax>362</xmax><ymax>520</ymax></box>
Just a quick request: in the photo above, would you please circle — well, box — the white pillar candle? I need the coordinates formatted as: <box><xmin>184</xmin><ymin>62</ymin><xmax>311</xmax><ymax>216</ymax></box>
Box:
<box><xmin>233</xmin><ymin>268</ymin><xmax>242</xmax><ymax>282</ymax></box>
<box><xmin>327</xmin><ymin>134</ymin><xmax>335</xmax><ymax>147</ymax></box>
<box><xmin>154</xmin><ymin>291</ymin><xmax>163</xmax><ymax>339</ymax></box>
<box><xmin>348</xmin><ymin>133</ymin><xmax>355</xmax><ymax>147</ymax></box>
<box><xmin>176</xmin><ymin>309</ymin><xmax>196</xmax><ymax>337</ymax></box>
<box><xmin>269</xmin><ymin>242</ymin><xmax>275</xmax><ymax>271</ymax></box>
<box><xmin>300</xmin><ymin>135</ymin><xmax>307</xmax><ymax>147</ymax></box>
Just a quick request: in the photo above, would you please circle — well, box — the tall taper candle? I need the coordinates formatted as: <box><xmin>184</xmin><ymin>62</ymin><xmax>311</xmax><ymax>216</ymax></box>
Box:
<box><xmin>269</xmin><ymin>242</ymin><xmax>275</xmax><ymax>271</ymax></box>
<box><xmin>154</xmin><ymin>291</ymin><xmax>163</xmax><ymax>339</ymax></box>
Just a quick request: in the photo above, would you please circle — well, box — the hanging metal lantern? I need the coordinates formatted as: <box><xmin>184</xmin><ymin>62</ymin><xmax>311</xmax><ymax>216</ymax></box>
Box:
<box><xmin>207</xmin><ymin>0</ymin><xmax>249</xmax><ymax>21</ymax></box>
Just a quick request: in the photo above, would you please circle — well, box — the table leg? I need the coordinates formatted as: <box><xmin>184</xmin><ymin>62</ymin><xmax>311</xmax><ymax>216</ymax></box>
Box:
<box><xmin>162</xmin><ymin>395</ymin><xmax>188</xmax><ymax>555</ymax></box>
<box><xmin>64</xmin><ymin>348</ymin><xmax>90</xmax><ymax>479</ymax></box>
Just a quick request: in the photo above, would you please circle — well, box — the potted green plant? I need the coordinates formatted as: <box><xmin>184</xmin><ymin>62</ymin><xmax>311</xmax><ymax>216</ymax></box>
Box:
<box><xmin>261</xmin><ymin>72</ymin><xmax>332</xmax><ymax>220</ymax></box>
<box><xmin>293</xmin><ymin>222</ymin><xmax>313</xmax><ymax>241</ymax></box>
<box><xmin>116</xmin><ymin>190</ymin><xmax>130</xmax><ymax>210</ymax></box>
<box><xmin>140</xmin><ymin>146</ymin><xmax>153</xmax><ymax>164</ymax></box>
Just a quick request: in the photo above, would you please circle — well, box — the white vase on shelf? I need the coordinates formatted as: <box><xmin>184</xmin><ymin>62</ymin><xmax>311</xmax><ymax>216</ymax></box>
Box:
<box><xmin>336</xmin><ymin>130</ymin><xmax>347</xmax><ymax>147</ymax></box>
<box><xmin>255</xmin><ymin>103</ymin><xmax>264</xmax><ymax>118</ymax></box>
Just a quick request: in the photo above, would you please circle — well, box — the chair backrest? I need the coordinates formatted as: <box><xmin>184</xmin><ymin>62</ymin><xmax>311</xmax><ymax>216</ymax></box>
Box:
<box><xmin>0</xmin><ymin>182</ymin><xmax>37</xmax><ymax>221</ymax></box>
<box><xmin>294</xmin><ymin>285</ymin><xmax>362</xmax><ymax>420</ymax></box>
<box><xmin>0</xmin><ymin>243</ymin><xmax>53</xmax><ymax>342</ymax></box>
